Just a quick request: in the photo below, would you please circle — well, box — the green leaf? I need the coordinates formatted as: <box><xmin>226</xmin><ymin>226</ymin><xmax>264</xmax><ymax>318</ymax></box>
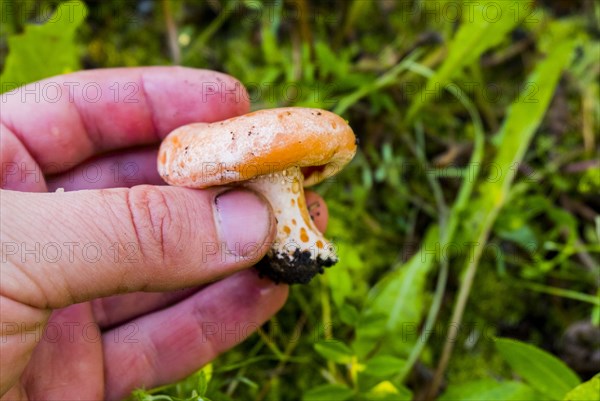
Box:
<box><xmin>339</xmin><ymin>304</ymin><xmax>360</xmax><ymax>326</ymax></box>
<box><xmin>260</xmin><ymin>24</ymin><xmax>281</xmax><ymax>65</ymax></box>
<box><xmin>196</xmin><ymin>364</ymin><xmax>212</xmax><ymax>396</ymax></box>
<box><xmin>302</xmin><ymin>384</ymin><xmax>354</xmax><ymax>401</ymax></box>
<box><xmin>313</xmin><ymin>340</ymin><xmax>354</xmax><ymax>364</ymax></box>
<box><xmin>363</xmin><ymin>355</ymin><xmax>407</xmax><ymax>378</ymax></box>
<box><xmin>407</xmin><ymin>0</ymin><xmax>525</xmax><ymax>119</ymax></box>
<box><xmin>563</xmin><ymin>374</ymin><xmax>600</xmax><ymax>401</ymax></box>
<box><xmin>377</xmin><ymin>227</ymin><xmax>440</xmax><ymax>330</ymax></box>
<box><xmin>495</xmin><ymin>338</ymin><xmax>581</xmax><ymax>400</ymax></box>
<box><xmin>1</xmin><ymin>0</ymin><xmax>87</xmax><ymax>92</ymax></box>
<box><xmin>315</xmin><ymin>41</ymin><xmax>341</xmax><ymax>79</ymax></box>
<box><xmin>364</xmin><ymin>380</ymin><xmax>413</xmax><ymax>401</ymax></box>
<box><xmin>356</xmin><ymin>227</ymin><xmax>439</xmax><ymax>356</ymax></box>
<box><xmin>437</xmin><ymin>379</ymin><xmax>540</xmax><ymax>401</ymax></box>
<box><xmin>352</xmin><ymin>312</ymin><xmax>388</xmax><ymax>358</ymax></box>
<box><xmin>326</xmin><ymin>258</ymin><xmax>353</xmax><ymax>308</ymax></box>
<box><xmin>496</xmin><ymin>225</ymin><xmax>538</xmax><ymax>250</ymax></box>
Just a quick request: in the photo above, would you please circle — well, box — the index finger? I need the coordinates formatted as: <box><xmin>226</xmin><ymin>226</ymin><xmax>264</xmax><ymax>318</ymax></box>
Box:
<box><xmin>0</xmin><ymin>67</ymin><xmax>249</xmax><ymax>174</ymax></box>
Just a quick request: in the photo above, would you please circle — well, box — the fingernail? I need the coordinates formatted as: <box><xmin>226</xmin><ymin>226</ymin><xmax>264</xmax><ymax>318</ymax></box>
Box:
<box><xmin>214</xmin><ymin>189</ymin><xmax>272</xmax><ymax>257</ymax></box>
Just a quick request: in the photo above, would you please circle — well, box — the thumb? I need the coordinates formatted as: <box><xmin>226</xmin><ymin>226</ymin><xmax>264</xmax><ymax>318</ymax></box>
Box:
<box><xmin>0</xmin><ymin>186</ymin><xmax>275</xmax><ymax>309</ymax></box>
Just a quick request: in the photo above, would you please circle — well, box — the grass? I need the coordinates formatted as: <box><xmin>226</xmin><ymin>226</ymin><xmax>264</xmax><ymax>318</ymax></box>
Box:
<box><xmin>2</xmin><ymin>0</ymin><xmax>599</xmax><ymax>400</ymax></box>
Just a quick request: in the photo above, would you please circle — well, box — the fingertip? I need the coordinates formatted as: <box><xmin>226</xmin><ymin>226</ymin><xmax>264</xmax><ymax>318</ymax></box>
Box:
<box><xmin>140</xmin><ymin>67</ymin><xmax>250</xmax><ymax>134</ymax></box>
<box><xmin>305</xmin><ymin>191</ymin><xmax>329</xmax><ymax>233</ymax></box>
<box><xmin>206</xmin><ymin>266</ymin><xmax>289</xmax><ymax>311</ymax></box>
<box><xmin>102</xmin><ymin>268</ymin><xmax>288</xmax><ymax>400</ymax></box>
<box><xmin>246</xmin><ymin>268</ymin><xmax>290</xmax><ymax>309</ymax></box>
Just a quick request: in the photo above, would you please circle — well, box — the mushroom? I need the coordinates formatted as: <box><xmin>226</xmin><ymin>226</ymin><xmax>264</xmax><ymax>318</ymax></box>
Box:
<box><xmin>157</xmin><ymin>107</ymin><xmax>357</xmax><ymax>284</ymax></box>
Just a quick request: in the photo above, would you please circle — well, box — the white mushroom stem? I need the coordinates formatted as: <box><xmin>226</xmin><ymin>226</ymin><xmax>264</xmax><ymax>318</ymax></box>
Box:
<box><xmin>245</xmin><ymin>166</ymin><xmax>337</xmax><ymax>265</ymax></box>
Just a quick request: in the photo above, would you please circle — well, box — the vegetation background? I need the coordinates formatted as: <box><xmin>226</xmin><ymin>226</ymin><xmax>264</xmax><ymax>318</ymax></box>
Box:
<box><xmin>1</xmin><ymin>0</ymin><xmax>599</xmax><ymax>400</ymax></box>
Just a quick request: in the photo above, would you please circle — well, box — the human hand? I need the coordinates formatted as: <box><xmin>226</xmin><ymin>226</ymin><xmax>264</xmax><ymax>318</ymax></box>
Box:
<box><xmin>0</xmin><ymin>67</ymin><xmax>328</xmax><ymax>400</ymax></box>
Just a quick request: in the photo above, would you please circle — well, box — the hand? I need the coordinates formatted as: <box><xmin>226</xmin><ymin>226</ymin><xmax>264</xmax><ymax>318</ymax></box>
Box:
<box><xmin>0</xmin><ymin>67</ymin><xmax>328</xmax><ymax>400</ymax></box>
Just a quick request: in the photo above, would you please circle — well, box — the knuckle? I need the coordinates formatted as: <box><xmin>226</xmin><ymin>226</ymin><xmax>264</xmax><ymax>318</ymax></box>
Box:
<box><xmin>124</xmin><ymin>186</ymin><xmax>181</xmax><ymax>265</ymax></box>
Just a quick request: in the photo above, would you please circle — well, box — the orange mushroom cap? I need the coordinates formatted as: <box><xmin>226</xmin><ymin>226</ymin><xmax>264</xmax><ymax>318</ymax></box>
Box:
<box><xmin>158</xmin><ymin>107</ymin><xmax>356</xmax><ymax>188</ymax></box>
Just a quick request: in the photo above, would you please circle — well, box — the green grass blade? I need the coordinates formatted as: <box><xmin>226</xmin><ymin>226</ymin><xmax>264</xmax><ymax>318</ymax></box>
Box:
<box><xmin>429</xmin><ymin>32</ymin><xmax>577</xmax><ymax>396</ymax></box>
<box><xmin>407</xmin><ymin>0</ymin><xmax>525</xmax><ymax>120</ymax></box>
<box><xmin>394</xmin><ymin>63</ymin><xmax>486</xmax><ymax>381</ymax></box>
<box><xmin>463</xmin><ymin>37</ymin><xmax>576</xmax><ymax>235</ymax></box>
<box><xmin>333</xmin><ymin>49</ymin><xmax>424</xmax><ymax>115</ymax></box>
<box><xmin>514</xmin><ymin>281</ymin><xmax>600</xmax><ymax>305</ymax></box>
